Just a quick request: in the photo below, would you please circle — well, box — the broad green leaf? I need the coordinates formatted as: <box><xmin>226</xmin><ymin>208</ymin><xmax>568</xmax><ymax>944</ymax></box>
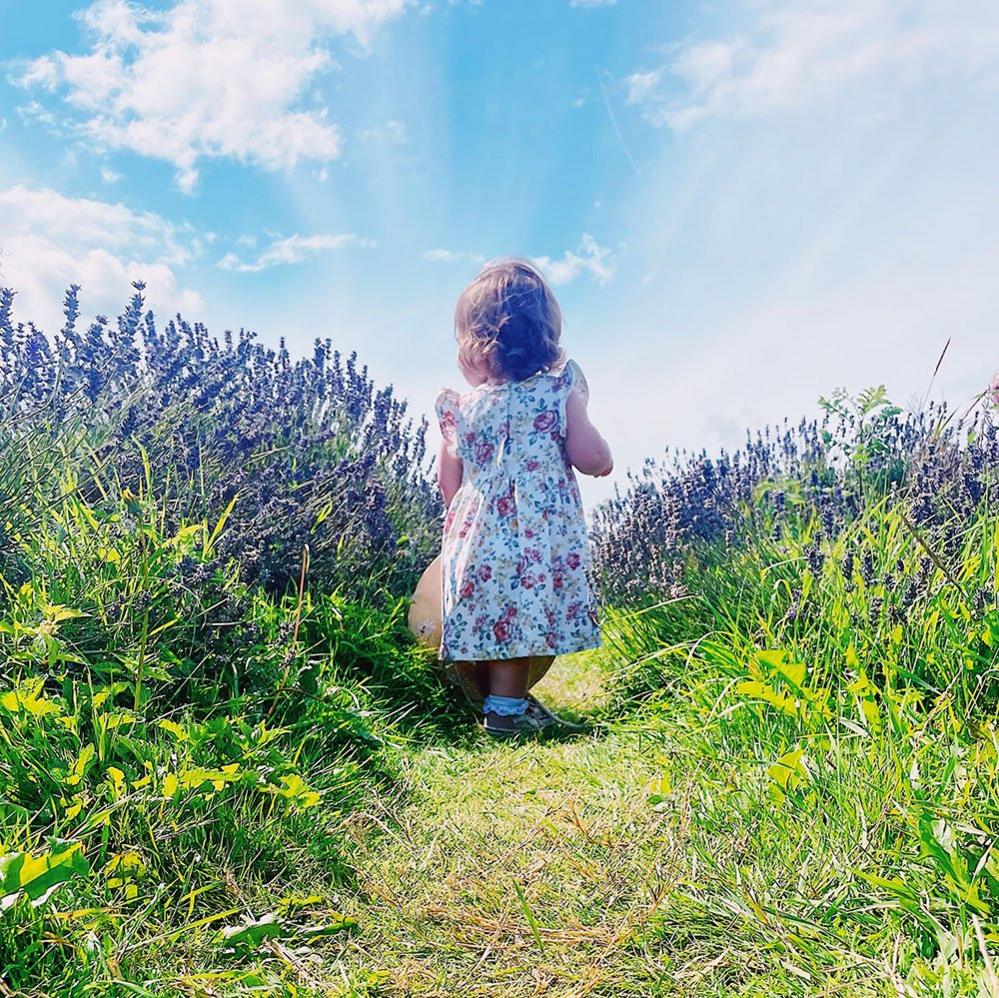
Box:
<box><xmin>0</xmin><ymin>677</ymin><xmax>63</xmax><ymax>719</ymax></box>
<box><xmin>767</xmin><ymin>747</ymin><xmax>809</xmax><ymax>791</ymax></box>
<box><xmin>158</xmin><ymin>719</ymin><xmax>188</xmax><ymax>740</ymax></box>
<box><xmin>0</xmin><ymin>840</ymin><xmax>90</xmax><ymax>910</ymax></box>
<box><xmin>220</xmin><ymin>913</ymin><xmax>285</xmax><ymax>951</ymax></box>
<box><xmin>64</xmin><ymin>744</ymin><xmax>96</xmax><ymax>787</ymax></box>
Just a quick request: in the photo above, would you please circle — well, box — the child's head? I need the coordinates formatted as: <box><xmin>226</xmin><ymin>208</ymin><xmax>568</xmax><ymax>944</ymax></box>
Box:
<box><xmin>454</xmin><ymin>257</ymin><xmax>564</xmax><ymax>384</ymax></box>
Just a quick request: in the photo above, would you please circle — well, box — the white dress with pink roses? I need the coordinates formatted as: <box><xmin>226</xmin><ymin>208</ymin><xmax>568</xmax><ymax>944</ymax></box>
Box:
<box><xmin>435</xmin><ymin>359</ymin><xmax>601</xmax><ymax>661</ymax></box>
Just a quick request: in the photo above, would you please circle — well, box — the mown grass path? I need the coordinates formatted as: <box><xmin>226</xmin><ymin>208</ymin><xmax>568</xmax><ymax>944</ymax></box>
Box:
<box><xmin>327</xmin><ymin>655</ymin><xmax>686</xmax><ymax>997</ymax></box>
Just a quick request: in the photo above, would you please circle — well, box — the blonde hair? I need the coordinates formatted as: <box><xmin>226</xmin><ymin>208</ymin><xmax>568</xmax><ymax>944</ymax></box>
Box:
<box><xmin>454</xmin><ymin>257</ymin><xmax>565</xmax><ymax>382</ymax></box>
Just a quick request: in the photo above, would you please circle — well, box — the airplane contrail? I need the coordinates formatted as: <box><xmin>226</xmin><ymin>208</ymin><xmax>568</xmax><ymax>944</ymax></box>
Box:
<box><xmin>596</xmin><ymin>67</ymin><xmax>642</xmax><ymax>181</ymax></box>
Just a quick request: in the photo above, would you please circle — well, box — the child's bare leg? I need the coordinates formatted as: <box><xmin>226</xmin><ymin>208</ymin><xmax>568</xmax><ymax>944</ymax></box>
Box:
<box><xmin>459</xmin><ymin>656</ymin><xmax>552</xmax><ymax>701</ymax></box>
<box><xmin>488</xmin><ymin>657</ymin><xmax>531</xmax><ymax>698</ymax></box>
<box><xmin>482</xmin><ymin>657</ymin><xmax>537</xmax><ymax>733</ymax></box>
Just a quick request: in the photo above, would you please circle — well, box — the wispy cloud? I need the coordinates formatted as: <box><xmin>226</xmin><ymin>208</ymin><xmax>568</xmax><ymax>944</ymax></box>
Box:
<box><xmin>218</xmin><ymin>232</ymin><xmax>375</xmax><ymax>273</ymax></box>
<box><xmin>536</xmin><ymin>234</ymin><xmax>616</xmax><ymax>285</ymax></box>
<box><xmin>421</xmin><ymin>248</ymin><xmax>486</xmax><ymax>265</ymax></box>
<box><xmin>423</xmin><ymin>238</ymin><xmax>617</xmax><ymax>284</ymax></box>
<box><xmin>627</xmin><ymin>0</ymin><xmax>999</xmax><ymax>130</ymax></box>
<box><xmin>358</xmin><ymin>118</ymin><xmax>409</xmax><ymax>145</ymax></box>
<box><xmin>13</xmin><ymin>0</ymin><xmax>408</xmax><ymax>192</ymax></box>
<box><xmin>0</xmin><ymin>183</ymin><xmax>203</xmax><ymax>331</ymax></box>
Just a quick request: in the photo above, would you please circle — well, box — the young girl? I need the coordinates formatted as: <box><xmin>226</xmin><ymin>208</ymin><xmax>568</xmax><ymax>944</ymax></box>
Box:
<box><xmin>435</xmin><ymin>258</ymin><xmax>613</xmax><ymax>737</ymax></box>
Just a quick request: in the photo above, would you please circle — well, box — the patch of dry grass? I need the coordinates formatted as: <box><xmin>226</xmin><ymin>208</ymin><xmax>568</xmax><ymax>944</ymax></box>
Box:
<box><xmin>331</xmin><ymin>728</ymin><xmax>683</xmax><ymax>996</ymax></box>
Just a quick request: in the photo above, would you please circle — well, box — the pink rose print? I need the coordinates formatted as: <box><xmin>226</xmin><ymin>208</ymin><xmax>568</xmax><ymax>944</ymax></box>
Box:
<box><xmin>460</xmin><ymin>580</ymin><xmax>475</xmax><ymax>599</ymax></box>
<box><xmin>546</xmin><ymin>632</ymin><xmax>558</xmax><ymax>648</ymax></box>
<box><xmin>464</xmin><ymin>431</ymin><xmax>475</xmax><ymax>446</ymax></box>
<box><xmin>526</xmin><ymin>459</ymin><xmax>540</xmax><ymax>472</ymax></box>
<box><xmin>533</xmin><ymin>410</ymin><xmax>557</xmax><ymax>432</ymax></box>
<box><xmin>521</xmin><ymin>574</ymin><xmax>535</xmax><ymax>590</ymax></box>
<box><xmin>477</xmin><ymin>564</ymin><xmax>492</xmax><ymax>582</ymax></box>
<box><xmin>567</xmin><ymin>602</ymin><xmax>580</xmax><ymax>621</ymax></box>
<box><xmin>493</xmin><ymin>619</ymin><xmax>511</xmax><ymax>642</ymax></box>
<box><xmin>504</xmin><ymin>605</ymin><xmax>517</xmax><ymax>620</ymax></box>
<box><xmin>444</xmin><ymin>508</ymin><xmax>457</xmax><ymax>532</ymax></box>
<box><xmin>475</xmin><ymin>440</ymin><xmax>495</xmax><ymax>464</ymax></box>
<box><xmin>524</xmin><ymin>528</ymin><xmax>535</xmax><ymax>539</ymax></box>
<box><xmin>553</xmin><ymin>571</ymin><xmax>564</xmax><ymax>590</ymax></box>
<box><xmin>497</xmin><ymin>495</ymin><xmax>516</xmax><ymax>517</ymax></box>
<box><xmin>566</xmin><ymin>552</ymin><xmax>581</xmax><ymax>570</ymax></box>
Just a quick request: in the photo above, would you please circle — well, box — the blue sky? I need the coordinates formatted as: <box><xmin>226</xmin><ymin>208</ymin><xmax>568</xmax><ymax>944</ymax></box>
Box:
<box><xmin>2</xmin><ymin>0</ymin><xmax>998</xmax><ymax>505</ymax></box>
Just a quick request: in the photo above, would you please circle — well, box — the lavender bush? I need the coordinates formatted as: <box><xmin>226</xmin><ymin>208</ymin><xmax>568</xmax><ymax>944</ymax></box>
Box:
<box><xmin>0</xmin><ymin>283</ymin><xmax>441</xmax><ymax>597</ymax></box>
<box><xmin>593</xmin><ymin>387</ymin><xmax>999</xmax><ymax>606</ymax></box>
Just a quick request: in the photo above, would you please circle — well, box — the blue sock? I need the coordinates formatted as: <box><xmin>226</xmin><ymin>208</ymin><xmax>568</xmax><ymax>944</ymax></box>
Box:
<box><xmin>483</xmin><ymin>694</ymin><xmax>529</xmax><ymax>716</ymax></box>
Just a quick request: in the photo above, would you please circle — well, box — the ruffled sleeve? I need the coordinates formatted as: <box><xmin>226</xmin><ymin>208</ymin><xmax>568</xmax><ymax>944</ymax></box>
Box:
<box><xmin>555</xmin><ymin>359</ymin><xmax>586</xmax><ymax>438</ymax></box>
<box><xmin>435</xmin><ymin>388</ymin><xmax>463</xmax><ymax>459</ymax></box>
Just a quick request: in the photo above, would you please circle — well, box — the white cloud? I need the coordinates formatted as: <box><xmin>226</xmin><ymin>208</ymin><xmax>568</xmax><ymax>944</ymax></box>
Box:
<box><xmin>628</xmin><ymin>0</ymin><xmax>999</xmax><ymax>130</ymax></box>
<box><xmin>100</xmin><ymin>166</ymin><xmax>123</xmax><ymax>183</ymax></box>
<box><xmin>15</xmin><ymin>0</ymin><xmax>407</xmax><ymax>191</ymax></box>
<box><xmin>535</xmin><ymin>234</ymin><xmax>616</xmax><ymax>285</ymax></box>
<box><xmin>422</xmin><ymin>237</ymin><xmax>616</xmax><ymax>283</ymax></box>
<box><xmin>0</xmin><ymin>184</ymin><xmax>203</xmax><ymax>332</ymax></box>
<box><xmin>422</xmin><ymin>248</ymin><xmax>486</xmax><ymax>265</ymax></box>
<box><xmin>16</xmin><ymin>100</ymin><xmax>59</xmax><ymax>129</ymax></box>
<box><xmin>625</xmin><ymin>69</ymin><xmax>663</xmax><ymax>106</ymax></box>
<box><xmin>358</xmin><ymin>118</ymin><xmax>409</xmax><ymax>144</ymax></box>
<box><xmin>217</xmin><ymin>232</ymin><xmax>375</xmax><ymax>273</ymax></box>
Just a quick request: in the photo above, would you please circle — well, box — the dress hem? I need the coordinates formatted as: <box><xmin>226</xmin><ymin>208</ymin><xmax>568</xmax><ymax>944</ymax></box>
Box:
<box><xmin>440</xmin><ymin>634</ymin><xmax>602</xmax><ymax>663</ymax></box>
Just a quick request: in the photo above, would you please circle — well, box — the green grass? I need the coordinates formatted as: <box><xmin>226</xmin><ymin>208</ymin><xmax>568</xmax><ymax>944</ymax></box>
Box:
<box><xmin>4</xmin><ymin>380</ymin><xmax>998</xmax><ymax>995</ymax></box>
<box><xmin>311</xmin><ymin>639</ymin><xmax>998</xmax><ymax>996</ymax></box>
<box><xmin>296</xmin><ymin>494</ymin><xmax>999</xmax><ymax>996</ymax></box>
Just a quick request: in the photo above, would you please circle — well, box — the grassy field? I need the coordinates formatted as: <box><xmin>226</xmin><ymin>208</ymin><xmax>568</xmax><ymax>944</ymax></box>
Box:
<box><xmin>2</xmin><ymin>291</ymin><xmax>998</xmax><ymax>995</ymax></box>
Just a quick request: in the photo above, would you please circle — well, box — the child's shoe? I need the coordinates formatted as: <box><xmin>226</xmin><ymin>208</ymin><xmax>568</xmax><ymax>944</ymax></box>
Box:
<box><xmin>523</xmin><ymin>693</ymin><xmax>584</xmax><ymax>731</ymax></box>
<box><xmin>481</xmin><ymin>695</ymin><xmax>544</xmax><ymax>738</ymax></box>
<box><xmin>482</xmin><ymin>709</ymin><xmax>545</xmax><ymax>738</ymax></box>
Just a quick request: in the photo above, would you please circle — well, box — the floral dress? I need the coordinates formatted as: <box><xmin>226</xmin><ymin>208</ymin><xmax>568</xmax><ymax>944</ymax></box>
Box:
<box><xmin>435</xmin><ymin>359</ymin><xmax>601</xmax><ymax>661</ymax></box>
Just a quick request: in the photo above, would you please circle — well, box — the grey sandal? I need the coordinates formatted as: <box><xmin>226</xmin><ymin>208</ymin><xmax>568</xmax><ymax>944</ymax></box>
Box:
<box><xmin>482</xmin><ymin>710</ymin><xmax>546</xmax><ymax>738</ymax></box>
<box><xmin>524</xmin><ymin>694</ymin><xmax>584</xmax><ymax>731</ymax></box>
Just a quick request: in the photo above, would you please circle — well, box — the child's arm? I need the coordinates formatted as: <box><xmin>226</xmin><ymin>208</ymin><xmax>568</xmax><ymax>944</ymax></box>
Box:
<box><xmin>438</xmin><ymin>442</ymin><xmax>464</xmax><ymax>505</ymax></box>
<box><xmin>565</xmin><ymin>379</ymin><xmax>613</xmax><ymax>478</ymax></box>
